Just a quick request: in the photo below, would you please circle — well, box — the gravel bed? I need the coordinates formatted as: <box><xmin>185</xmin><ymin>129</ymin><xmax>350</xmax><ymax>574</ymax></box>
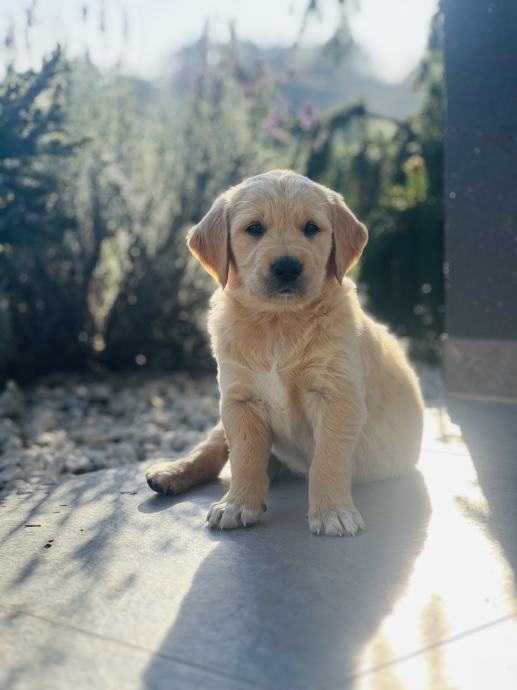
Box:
<box><xmin>0</xmin><ymin>362</ymin><xmax>444</xmax><ymax>497</ymax></box>
<box><xmin>0</xmin><ymin>372</ymin><xmax>219</xmax><ymax>497</ymax></box>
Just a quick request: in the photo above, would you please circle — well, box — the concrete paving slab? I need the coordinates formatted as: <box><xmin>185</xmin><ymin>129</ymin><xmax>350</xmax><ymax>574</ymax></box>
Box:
<box><xmin>0</xmin><ymin>607</ymin><xmax>255</xmax><ymax>690</ymax></box>
<box><xmin>1</xmin><ymin>407</ymin><xmax>516</xmax><ymax>690</ymax></box>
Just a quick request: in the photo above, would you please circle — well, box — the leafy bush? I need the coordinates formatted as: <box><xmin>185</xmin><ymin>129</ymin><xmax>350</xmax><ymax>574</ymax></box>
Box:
<box><xmin>0</xmin><ymin>50</ymin><xmax>88</xmax><ymax>382</ymax></box>
<box><xmin>358</xmin><ymin>13</ymin><xmax>445</xmax><ymax>357</ymax></box>
<box><xmin>68</xmin><ymin>46</ymin><xmax>297</xmax><ymax>372</ymax></box>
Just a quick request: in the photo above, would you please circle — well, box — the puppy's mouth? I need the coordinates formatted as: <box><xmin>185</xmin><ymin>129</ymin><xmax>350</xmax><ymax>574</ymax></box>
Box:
<box><xmin>274</xmin><ymin>286</ymin><xmax>303</xmax><ymax>299</ymax></box>
<box><xmin>262</xmin><ymin>282</ymin><xmax>305</xmax><ymax>300</ymax></box>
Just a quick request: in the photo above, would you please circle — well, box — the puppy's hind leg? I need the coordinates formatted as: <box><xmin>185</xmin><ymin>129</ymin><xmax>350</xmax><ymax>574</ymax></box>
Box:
<box><xmin>146</xmin><ymin>422</ymin><xmax>228</xmax><ymax>495</ymax></box>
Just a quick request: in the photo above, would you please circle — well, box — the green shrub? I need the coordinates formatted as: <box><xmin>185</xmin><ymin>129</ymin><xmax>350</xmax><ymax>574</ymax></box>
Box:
<box><xmin>358</xmin><ymin>13</ymin><xmax>444</xmax><ymax>357</ymax></box>
<box><xmin>0</xmin><ymin>49</ymin><xmax>88</xmax><ymax>382</ymax></box>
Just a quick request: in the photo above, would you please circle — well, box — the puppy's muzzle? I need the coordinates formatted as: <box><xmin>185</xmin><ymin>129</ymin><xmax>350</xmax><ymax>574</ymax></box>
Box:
<box><xmin>270</xmin><ymin>256</ymin><xmax>304</xmax><ymax>294</ymax></box>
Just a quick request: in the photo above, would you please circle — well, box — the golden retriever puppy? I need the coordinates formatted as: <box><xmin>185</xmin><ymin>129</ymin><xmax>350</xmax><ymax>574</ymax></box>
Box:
<box><xmin>146</xmin><ymin>170</ymin><xmax>423</xmax><ymax>536</ymax></box>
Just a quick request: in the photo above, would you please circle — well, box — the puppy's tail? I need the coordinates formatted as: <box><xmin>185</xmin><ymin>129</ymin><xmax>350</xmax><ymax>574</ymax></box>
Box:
<box><xmin>146</xmin><ymin>422</ymin><xmax>229</xmax><ymax>495</ymax></box>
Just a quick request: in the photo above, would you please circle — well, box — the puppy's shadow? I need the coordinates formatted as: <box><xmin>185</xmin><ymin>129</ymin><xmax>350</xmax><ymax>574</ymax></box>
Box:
<box><xmin>138</xmin><ymin>494</ymin><xmax>179</xmax><ymax>514</ymax></box>
<box><xmin>138</xmin><ymin>477</ymin><xmax>230</xmax><ymax>514</ymax></box>
<box><xmin>142</xmin><ymin>470</ymin><xmax>430</xmax><ymax>690</ymax></box>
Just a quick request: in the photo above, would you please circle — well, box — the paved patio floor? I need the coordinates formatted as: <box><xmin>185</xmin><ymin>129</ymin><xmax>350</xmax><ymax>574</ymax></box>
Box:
<box><xmin>1</xmin><ymin>403</ymin><xmax>517</xmax><ymax>689</ymax></box>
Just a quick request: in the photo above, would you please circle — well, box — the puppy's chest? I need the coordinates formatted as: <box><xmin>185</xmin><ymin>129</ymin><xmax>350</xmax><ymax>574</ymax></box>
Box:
<box><xmin>253</xmin><ymin>366</ymin><xmax>293</xmax><ymax>421</ymax></box>
<box><xmin>252</xmin><ymin>366</ymin><xmax>313</xmax><ymax>472</ymax></box>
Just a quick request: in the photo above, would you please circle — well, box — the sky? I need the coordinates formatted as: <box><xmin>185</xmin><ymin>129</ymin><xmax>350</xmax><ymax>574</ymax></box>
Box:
<box><xmin>1</xmin><ymin>0</ymin><xmax>438</xmax><ymax>83</ymax></box>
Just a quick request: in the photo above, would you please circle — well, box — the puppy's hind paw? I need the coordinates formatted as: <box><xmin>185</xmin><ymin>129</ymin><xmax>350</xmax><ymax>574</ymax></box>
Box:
<box><xmin>146</xmin><ymin>459</ymin><xmax>195</xmax><ymax>495</ymax></box>
<box><xmin>308</xmin><ymin>507</ymin><xmax>365</xmax><ymax>537</ymax></box>
<box><xmin>206</xmin><ymin>496</ymin><xmax>265</xmax><ymax>530</ymax></box>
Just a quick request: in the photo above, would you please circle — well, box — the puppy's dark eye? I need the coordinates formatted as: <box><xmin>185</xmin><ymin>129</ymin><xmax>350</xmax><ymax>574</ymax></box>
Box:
<box><xmin>303</xmin><ymin>221</ymin><xmax>320</xmax><ymax>237</ymax></box>
<box><xmin>245</xmin><ymin>222</ymin><xmax>265</xmax><ymax>237</ymax></box>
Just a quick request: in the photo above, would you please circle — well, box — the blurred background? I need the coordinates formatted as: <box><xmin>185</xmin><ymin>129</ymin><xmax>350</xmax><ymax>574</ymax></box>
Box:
<box><xmin>0</xmin><ymin>0</ymin><xmax>448</xmax><ymax>491</ymax></box>
<box><xmin>0</xmin><ymin>0</ymin><xmax>443</xmax><ymax>383</ymax></box>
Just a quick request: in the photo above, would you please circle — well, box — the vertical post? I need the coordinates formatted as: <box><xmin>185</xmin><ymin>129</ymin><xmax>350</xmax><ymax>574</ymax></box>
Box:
<box><xmin>444</xmin><ymin>2</ymin><xmax>517</xmax><ymax>571</ymax></box>
<box><xmin>443</xmin><ymin>0</ymin><xmax>517</xmax><ymax>406</ymax></box>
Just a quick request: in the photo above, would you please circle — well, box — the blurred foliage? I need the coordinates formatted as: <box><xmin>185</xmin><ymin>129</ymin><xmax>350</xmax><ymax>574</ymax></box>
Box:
<box><xmin>359</xmin><ymin>12</ymin><xmax>444</xmax><ymax>358</ymax></box>
<box><xmin>0</xmin><ymin>12</ymin><xmax>444</xmax><ymax>382</ymax></box>
<box><xmin>0</xmin><ymin>49</ymin><xmax>90</xmax><ymax>382</ymax></box>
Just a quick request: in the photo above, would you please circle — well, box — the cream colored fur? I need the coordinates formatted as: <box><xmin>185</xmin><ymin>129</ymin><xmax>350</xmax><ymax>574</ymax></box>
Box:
<box><xmin>146</xmin><ymin>170</ymin><xmax>424</xmax><ymax>537</ymax></box>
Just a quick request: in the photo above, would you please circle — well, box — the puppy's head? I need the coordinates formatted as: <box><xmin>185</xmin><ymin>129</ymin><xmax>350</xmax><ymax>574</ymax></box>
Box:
<box><xmin>187</xmin><ymin>170</ymin><xmax>367</xmax><ymax>305</ymax></box>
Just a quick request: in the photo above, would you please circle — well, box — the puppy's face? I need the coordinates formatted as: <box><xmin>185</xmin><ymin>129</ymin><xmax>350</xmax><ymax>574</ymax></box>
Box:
<box><xmin>188</xmin><ymin>170</ymin><xmax>367</xmax><ymax>306</ymax></box>
<box><xmin>229</xmin><ymin>175</ymin><xmax>335</xmax><ymax>302</ymax></box>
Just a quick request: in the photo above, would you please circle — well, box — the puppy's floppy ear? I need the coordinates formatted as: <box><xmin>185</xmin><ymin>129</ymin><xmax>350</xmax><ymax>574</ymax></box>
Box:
<box><xmin>328</xmin><ymin>192</ymin><xmax>368</xmax><ymax>283</ymax></box>
<box><xmin>187</xmin><ymin>193</ymin><xmax>230</xmax><ymax>287</ymax></box>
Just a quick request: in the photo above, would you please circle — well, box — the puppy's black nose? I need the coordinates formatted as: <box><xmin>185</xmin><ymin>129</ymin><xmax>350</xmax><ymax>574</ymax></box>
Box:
<box><xmin>270</xmin><ymin>256</ymin><xmax>303</xmax><ymax>283</ymax></box>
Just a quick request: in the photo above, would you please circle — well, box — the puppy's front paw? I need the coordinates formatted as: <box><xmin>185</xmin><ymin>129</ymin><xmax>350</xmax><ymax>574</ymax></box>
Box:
<box><xmin>308</xmin><ymin>506</ymin><xmax>365</xmax><ymax>537</ymax></box>
<box><xmin>206</xmin><ymin>496</ymin><xmax>265</xmax><ymax>530</ymax></box>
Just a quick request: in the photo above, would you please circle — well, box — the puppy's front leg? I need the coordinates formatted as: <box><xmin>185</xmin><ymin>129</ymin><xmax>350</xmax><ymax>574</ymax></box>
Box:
<box><xmin>306</xmin><ymin>391</ymin><xmax>366</xmax><ymax>537</ymax></box>
<box><xmin>207</xmin><ymin>392</ymin><xmax>271</xmax><ymax>530</ymax></box>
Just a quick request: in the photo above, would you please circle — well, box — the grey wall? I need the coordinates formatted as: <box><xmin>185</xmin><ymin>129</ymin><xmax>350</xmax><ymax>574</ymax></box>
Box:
<box><xmin>443</xmin><ymin>0</ymin><xmax>517</xmax><ymax>403</ymax></box>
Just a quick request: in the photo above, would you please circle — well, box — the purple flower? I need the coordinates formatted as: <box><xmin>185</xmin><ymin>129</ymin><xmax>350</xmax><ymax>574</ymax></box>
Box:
<box><xmin>242</xmin><ymin>81</ymin><xmax>255</xmax><ymax>98</ymax></box>
<box><xmin>256</xmin><ymin>57</ymin><xmax>268</xmax><ymax>74</ymax></box>
<box><xmin>275</xmin><ymin>96</ymin><xmax>290</xmax><ymax>120</ymax></box>
<box><xmin>299</xmin><ymin>102</ymin><xmax>315</xmax><ymax>132</ymax></box>
<box><xmin>263</xmin><ymin>115</ymin><xmax>285</xmax><ymax>142</ymax></box>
